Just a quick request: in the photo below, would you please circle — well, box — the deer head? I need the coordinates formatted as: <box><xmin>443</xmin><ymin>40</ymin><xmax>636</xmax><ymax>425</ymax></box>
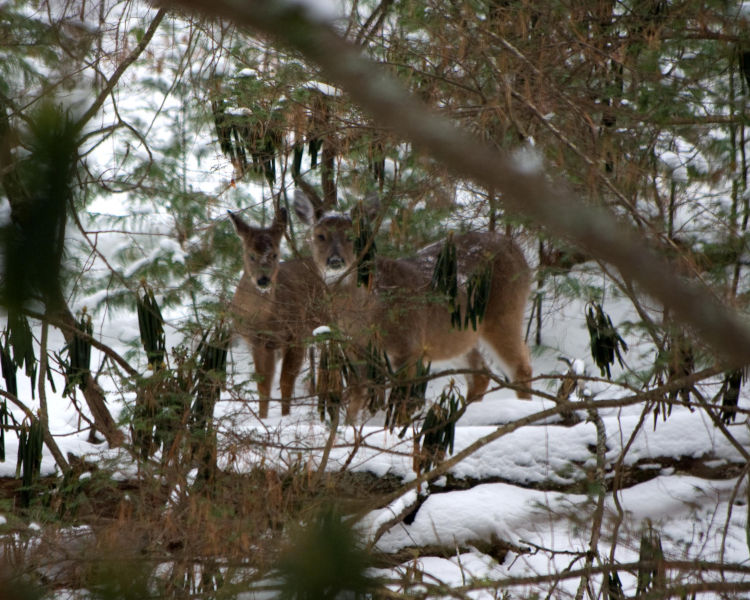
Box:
<box><xmin>293</xmin><ymin>182</ymin><xmax>379</xmax><ymax>285</ymax></box>
<box><xmin>228</xmin><ymin>207</ymin><xmax>287</xmax><ymax>293</ymax></box>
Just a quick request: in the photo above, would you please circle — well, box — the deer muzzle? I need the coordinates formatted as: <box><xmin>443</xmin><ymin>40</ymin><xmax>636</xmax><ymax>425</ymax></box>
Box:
<box><xmin>327</xmin><ymin>255</ymin><xmax>345</xmax><ymax>270</ymax></box>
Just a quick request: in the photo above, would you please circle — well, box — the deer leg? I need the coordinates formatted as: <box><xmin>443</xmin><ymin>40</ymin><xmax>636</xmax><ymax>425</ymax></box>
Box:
<box><xmin>343</xmin><ymin>345</ymin><xmax>374</xmax><ymax>424</ymax></box>
<box><xmin>505</xmin><ymin>343</ymin><xmax>533</xmax><ymax>399</ymax></box>
<box><xmin>464</xmin><ymin>347</ymin><xmax>490</xmax><ymax>402</ymax></box>
<box><xmin>383</xmin><ymin>351</ymin><xmax>423</xmax><ymax>427</ymax></box>
<box><xmin>482</xmin><ymin>332</ymin><xmax>533</xmax><ymax>399</ymax></box>
<box><xmin>279</xmin><ymin>344</ymin><xmax>305</xmax><ymax>416</ymax></box>
<box><xmin>252</xmin><ymin>344</ymin><xmax>276</xmax><ymax>418</ymax></box>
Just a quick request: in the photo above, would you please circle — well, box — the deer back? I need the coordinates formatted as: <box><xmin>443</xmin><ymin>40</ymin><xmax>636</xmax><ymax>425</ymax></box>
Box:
<box><xmin>365</xmin><ymin>232</ymin><xmax>530</xmax><ymax>364</ymax></box>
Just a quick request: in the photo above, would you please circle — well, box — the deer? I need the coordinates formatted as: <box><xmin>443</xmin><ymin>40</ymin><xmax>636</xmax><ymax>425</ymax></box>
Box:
<box><xmin>228</xmin><ymin>206</ymin><xmax>328</xmax><ymax>418</ymax></box>
<box><xmin>292</xmin><ymin>184</ymin><xmax>533</xmax><ymax>420</ymax></box>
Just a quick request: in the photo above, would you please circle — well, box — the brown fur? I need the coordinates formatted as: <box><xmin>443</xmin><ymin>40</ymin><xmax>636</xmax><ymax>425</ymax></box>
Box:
<box><xmin>294</xmin><ymin>189</ymin><xmax>533</xmax><ymax>418</ymax></box>
<box><xmin>229</xmin><ymin>209</ymin><xmax>327</xmax><ymax>418</ymax></box>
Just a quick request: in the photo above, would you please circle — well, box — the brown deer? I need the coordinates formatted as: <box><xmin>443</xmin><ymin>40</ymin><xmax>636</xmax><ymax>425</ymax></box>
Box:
<box><xmin>293</xmin><ymin>185</ymin><xmax>533</xmax><ymax>418</ymax></box>
<box><xmin>229</xmin><ymin>207</ymin><xmax>328</xmax><ymax>418</ymax></box>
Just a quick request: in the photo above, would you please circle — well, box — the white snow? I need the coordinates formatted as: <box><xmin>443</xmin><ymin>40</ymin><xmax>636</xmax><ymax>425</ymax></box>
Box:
<box><xmin>510</xmin><ymin>144</ymin><xmax>544</xmax><ymax>175</ymax></box>
<box><xmin>312</xmin><ymin>325</ymin><xmax>332</xmax><ymax>337</ymax></box>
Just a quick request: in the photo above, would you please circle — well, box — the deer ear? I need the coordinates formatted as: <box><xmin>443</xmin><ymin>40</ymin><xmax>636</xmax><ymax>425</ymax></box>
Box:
<box><xmin>362</xmin><ymin>192</ymin><xmax>381</xmax><ymax>222</ymax></box>
<box><xmin>228</xmin><ymin>210</ymin><xmax>251</xmax><ymax>236</ymax></box>
<box><xmin>293</xmin><ymin>189</ymin><xmax>315</xmax><ymax>225</ymax></box>
<box><xmin>271</xmin><ymin>207</ymin><xmax>288</xmax><ymax>237</ymax></box>
<box><xmin>275</xmin><ymin>206</ymin><xmax>288</xmax><ymax>226</ymax></box>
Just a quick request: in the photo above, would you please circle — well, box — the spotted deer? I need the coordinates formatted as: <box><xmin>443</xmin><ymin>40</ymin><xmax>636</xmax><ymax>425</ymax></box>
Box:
<box><xmin>293</xmin><ymin>185</ymin><xmax>533</xmax><ymax>417</ymax></box>
<box><xmin>229</xmin><ymin>207</ymin><xmax>327</xmax><ymax>418</ymax></box>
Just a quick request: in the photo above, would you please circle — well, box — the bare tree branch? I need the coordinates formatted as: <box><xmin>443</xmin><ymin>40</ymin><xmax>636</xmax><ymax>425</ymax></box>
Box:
<box><xmin>75</xmin><ymin>8</ymin><xmax>167</xmax><ymax>133</ymax></box>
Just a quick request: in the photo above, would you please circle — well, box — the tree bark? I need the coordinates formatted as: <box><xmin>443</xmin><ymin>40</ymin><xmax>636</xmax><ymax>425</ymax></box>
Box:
<box><xmin>47</xmin><ymin>293</ymin><xmax>125</xmax><ymax>447</ymax></box>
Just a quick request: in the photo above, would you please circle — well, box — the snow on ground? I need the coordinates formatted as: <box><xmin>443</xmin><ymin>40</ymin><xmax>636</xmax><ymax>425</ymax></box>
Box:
<box><xmin>4</xmin><ymin>300</ymin><xmax>748</xmax><ymax>598</ymax></box>
<box><xmin>213</xmin><ymin>366</ymin><xmax>749</xmax><ymax>597</ymax></box>
<box><xmin>3</xmin><ymin>270</ymin><xmax>748</xmax><ymax>598</ymax></box>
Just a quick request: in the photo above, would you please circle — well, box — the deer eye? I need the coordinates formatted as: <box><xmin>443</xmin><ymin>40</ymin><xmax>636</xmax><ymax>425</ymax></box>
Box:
<box><xmin>272</xmin><ymin>253</ymin><xmax>278</xmax><ymax>260</ymax></box>
<box><xmin>316</xmin><ymin>233</ymin><xmax>326</xmax><ymax>242</ymax></box>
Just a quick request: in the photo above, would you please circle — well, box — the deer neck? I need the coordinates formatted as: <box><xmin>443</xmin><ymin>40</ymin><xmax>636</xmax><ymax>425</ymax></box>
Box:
<box><xmin>239</xmin><ymin>273</ymin><xmax>277</xmax><ymax>318</ymax></box>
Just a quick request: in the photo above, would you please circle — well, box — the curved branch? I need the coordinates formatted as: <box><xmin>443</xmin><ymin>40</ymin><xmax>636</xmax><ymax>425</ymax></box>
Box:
<box><xmin>74</xmin><ymin>8</ymin><xmax>167</xmax><ymax>133</ymax></box>
<box><xmin>24</xmin><ymin>307</ymin><xmax>139</xmax><ymax>380</ymax></box>
<box><xmin>0</xmin><ymin>389</ymin><xmax>69</xmax><ymax>474</ymax></box>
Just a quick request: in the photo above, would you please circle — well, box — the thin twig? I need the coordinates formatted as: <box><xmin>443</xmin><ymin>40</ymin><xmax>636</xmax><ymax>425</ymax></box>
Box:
<box><xmin>575</xmin><ymin>406</ymin><xmax>607</xmax><ymax>600</ymax></box>
<box><xmin>24</xmin><ymin>308</ymin><xmax>139</xmax><ymax>379</ymax></box>
<box><xmin>74</xmin><ymin>8</ymin><xmax>167</xmax><ymax>133</ymax></box>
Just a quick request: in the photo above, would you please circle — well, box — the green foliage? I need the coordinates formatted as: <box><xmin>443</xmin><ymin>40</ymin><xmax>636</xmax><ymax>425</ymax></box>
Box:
<box><xmin>385</xmin><ymin>357</ymin><xmax>431</xmax><ymax>432</ymax></box>
<box><xmin>131</xmin><ymin>313</ymin><xmax>229</xmax><ymax>466</ymax></box>
<box><xmin>62</xmin><ymin>309</ymin><xmax>93</xmax><ymax>398</ymax></box>
<box><xmin>191</xmin><ymin>322</ymin><xmax>230</xmax><ymax>483</ymax></box>
<box><xmin>362</xmin><ymin>341</ymin><xmax>389</xmax><ymax>414</ymax></box>
<box><xmin>16</xmin><ymin>415</ymin><xmax>43</xmax><ymax>507</ymax></box>
<box><xmin>0</xmin><ymin>574</ymin><xmax>44</xmax><ymax>600</ymax></box>
<box><xmin>211</xmin><ymin>76</ymin><xmax>289</xmax><ymax>187</ymax></box>
<box><xmin>430</xmin><ymin>237</ymin><xmax>494</xmax><ymax>332</ymax></box>
<box><xmin>0</xmin><ymin>323</ymin><xmax>26</xmax><ymax>463</ymax></box>
<box><xmin>131</xmin><ymin>371</ymin><xmax>187</xmax><ymax>461</ymax></box>
<box><xmin>84</xmin><ymin>555</ymin><xmax>155</xmax><ymax>600</ymax></box>
<box><xmin>431</xmin><ymin>233</ymin><xmax>460</xmax><ymax>327</ymax></box>
<box><xmin>0</xmin><ymin>101</ymin><xmax>79</xmax><ymax>314</ymax></box>
<box><xmin>636</xmin><ymin>522</ymin><xmax>666</xmax><ymax>596</ymax></box>
<box><xmin>55</xmin><ymin>463</ymin><xmax>121</xmax><ymax>522</ymax></box>
<box><xmin>416</xmin><ymin>380</ymin><xmax>465</xmax><ymax>472</ymax></box>
<box><xmin>1</xmin><ymin>2</ymin><xmax>750</xmax><ymax>596</ymax></box>
<box><xmin>134</xmin><ymin>283</ymin><xmax>176</xmax><ymax>458</ymax></box>
<box><xmin>0</xmin><ymin>395</ymin><xmax>6</xmax><ymax>463</ymax></box>
<box><xmin>464</xmin><ymin>261</ymin><xmax>493</xmax><ymax>331</ymax></box>
<box><xmin>585</xmin><ymin>303</ymin><xmax>628</xmax><ymax>379</ymax></box>
<box><xmin>719</xmin><ymin>368</ymin><xmax>745</xmax><ymax>425</ymax></box>
<box><xmin>315</xmin><ymin>328</ymin><xmax>357</xmax><ymax>422</ymax></box>
<box><xmin>136</xmin><ymin>283</ymin><xmax>166</xmax><ymax>371</ymax></box>
<box><xmin>192</xmin><ymin>323</ymin><xmax>231</xmax><ymax>423</ymax></box>
<box><xmin>605</xmin><ymin>569</ymin><xmax>625</xmax><ymax>600</ymax></box>
<box><xmin>1</xmin><ymin>312</ymin><xmax>36</xmax><ymax>401</ymax></box>
<box><xmin>651</xmin><ymin>332</ymin><xmax>696</xmax><ymax>427</ymax></box>
<box><xmin>0</xmin><ymin>1</ymin><xmax>69</xmax><ymax>95</ymax></box>
<box><xmin>1</xmin><ymin>325</ymin><xmax>19</xmax><ymax>402</ymax></box>
<box><xmin>277</xmin><ymin>506</ymin><xmax>377</xmax><ymax>600</ymax></box>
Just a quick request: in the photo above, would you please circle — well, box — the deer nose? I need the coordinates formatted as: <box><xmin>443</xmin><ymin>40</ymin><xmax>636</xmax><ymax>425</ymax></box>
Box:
<box><xmin>256</xmin><ymin>275</ymin><xmax>271</xmax><ymax>288</ymax></box>
<box><xmin>327</xmin><ymin>255</ymin><xmax>345</xmax><ymax>270</ymax></box>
